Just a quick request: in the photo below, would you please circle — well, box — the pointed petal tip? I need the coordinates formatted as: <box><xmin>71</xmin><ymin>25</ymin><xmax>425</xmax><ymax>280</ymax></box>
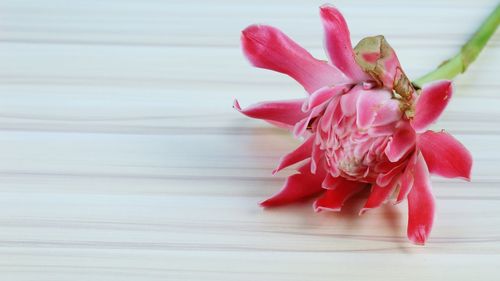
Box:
<box><xmin>313</xmin><ymin>203</ymin><xmax>341</xmax><ymax>213</ymax></box>
<box><xmin>232</xmin><ymin>99</ymin><xmax>241</xmax><ymax>110</ymax></box>
<box><xmin>393</xmin><ymin>198</ymin><xmax>404</xmax><ymax>205</ymax></box>
<box><xmin>454</xmin><ymin>167</ymin><xmax>472</xmax><ymax>182</ymax></box>
<box><xmin>319</xmin><ymin>4</ymin><xmax>342</xmax><ymax>22</ymax></box>
<box><xmin>359</xmin><ymin>208</ymin><xmax>369</xmax><ymax>216</ymax></box>
<box><xmin>301</xmin><ymin>100</ymin><xmax>310</xmax><ymax>112</ymax></box>
<box><xmin>241</xmin><ymin>24</ymin><xmax>265</xmax><ymax>38</ymax></box>
<box><xmin>240</xmin><ymin>24</ymin><xmax>275</xmax><ymax>64</ymax></box>
<box><xmin>259</xmin><ymin>199</ymin><xmax>274</xmax><ymax>208</ymax></box>
<box><xmin>412</xmin><ymin>80</ymin><xmax>453</xmax><ymax>132</ymax></box>
<box><xmin>319</xmin><ymin>3</ymin><xmax>338</xmax><ymax>13</ymax></box>
<box><xmin>408</xmin><ymin>225</ymin><xmax>429</xmax><ymax>245</ymax></box>
<box><xmin>458</xmin><ymin>175</ymin><xmax>472</xmax><ymax>182</ymax></box>
<box><xmin>418</xmin><ymin>130</ymin><xmax>472</xmax><ymax>180</ymax></box>
<box><xmin>312</xmin><ymin>202</ymin><xmax>322</xmax><ymax>212</ymax></box>
<box><xmin>272</xmin><ymin>158</ymin><xmax>285</xmax><ymax>175</ymax></box>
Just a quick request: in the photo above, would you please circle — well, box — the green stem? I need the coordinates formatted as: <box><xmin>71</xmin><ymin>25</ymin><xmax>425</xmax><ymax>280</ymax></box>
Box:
<box><xmin>413</xmin><ymin>3</ymin><xmax>500</xmax><ymax>87</ymax></box>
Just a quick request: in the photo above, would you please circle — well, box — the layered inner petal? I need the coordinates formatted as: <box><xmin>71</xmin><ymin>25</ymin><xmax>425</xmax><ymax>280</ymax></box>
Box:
<box><xmin>293</xmin><ymin>104</ymin><xmax>326</xmax><ymax>137</ymax></box>
<box><xmin>411</xmin><ymin>80</ymin><xmax>453</xmax><ymax>132</ymax></box>
<box><xmin>303</xmin><ymin>84</ymin><xmax>350</xmax><ymax>112</ymax></box>
<box><xmin>340</xmin><ymin>84</ymin><xmax>361</xmax><ymax>116</ymax></box>
<box><xmin>242</xmin><ymin>24</ymin><xmax>349</xmax><ymax>93</ymax></box>
<box><xmin>310</xmin><ymin>143</ymin><xmax>324</xmax><ymax>174</ymax></box>
<box><xmin>371</xmin><ymin>99</ymin><xmax>402</xmax><ymax>127</ymax></box>
<box><xmin>395</xmin><ymin>152</ymin><xmax>417</xmax><ymax>204</ymax></box>
<box><xmin>375</xmin><ymin>160</ymin><xmax>406</xmax><ymax>187</ymax></box>
<box><xmin>407</xmin><ymin>153</ymin><xmax>435</xmax><ymax>245</ymax></box>
<box><xmin>385</xmin><ymin>121</ymin><xmax>416</xmax><ymax>162</ymax></box>
<box><xmin>355</xmin><ymin>88</ymin><xmax>392</xmax><ymax>129</ymax></box>
<box><xmin>418</xmin><ymin>130</ymin><xmax>472</xmax><ymax>180</ymax></box>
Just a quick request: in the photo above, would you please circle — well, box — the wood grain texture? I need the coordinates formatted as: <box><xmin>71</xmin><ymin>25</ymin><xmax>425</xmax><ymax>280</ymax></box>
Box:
<box><xmin>0</xmin><ymin>0</ymin><xmax>499</xmax><ymax>280</ymax></box>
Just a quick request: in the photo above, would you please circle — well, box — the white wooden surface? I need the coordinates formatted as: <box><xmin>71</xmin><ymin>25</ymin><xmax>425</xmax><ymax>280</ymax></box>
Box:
<box><xmin>1</xmin><ymin>0</ymin><xmax>500</xmax><ymax>280</ymax></box>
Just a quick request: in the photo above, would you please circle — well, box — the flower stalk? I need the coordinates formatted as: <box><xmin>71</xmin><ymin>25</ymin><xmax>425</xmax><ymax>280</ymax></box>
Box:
<box><xmin>414</xmin><ymin>4</ymin><xmax>500</xmax><ymax>87</ymax></box>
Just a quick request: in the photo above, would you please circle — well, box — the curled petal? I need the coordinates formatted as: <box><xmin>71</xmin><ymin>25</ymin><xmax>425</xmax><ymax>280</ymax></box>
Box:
<box><xmin>418</xmin><ymin>130</ymin><xmax>472</xmax><ymax>180</ymax></box>
<box><xmin>261</xmin><ymin>160</ymin><xmax>326</xmax><ymax>207</ymax></box>
<box><xmin>319</xmin><ymin>5</ymin><xmax>369</xmax><ymax>82</ymax></box>
<box><xmin>233</xmin><ymin>99</ymin><xmax>306</xmax><ymax>129</ymax></box>
<box><xmin>303</xmin><ymin>84</ymin><xmax>350</xmax><ymax>112</ymax></box>
<box><xmin>356</xmin><ymin>88</ymin><xmax>391</xmax><ymax>129</ymax></box>
<box><xmin>412</xmin><ymin>80</ymin><xmax>453</xmax><ymax>132</ymax></box>
<box><xmin>242</xmin><ymin>24</ymin><xmax>349</xmax><ymax>93</ymax></box>
<box><xmin>319</xmin><ymin>97</ymin><xmax>340</xmax><ymax>132</ymax></box>
<box><xmin>313</xmin><ymin>179</ymin><xmax>365</xmax><ymax>212</ymax></box>
<box><xmin>322</xmin><ymin>173</ymin><xmax>344</xmax><ymax>189</ymax></box>
<box><xmin>273</xmin><ymin>136</ymin><xmax>314</xmax><ymax>175</ymax></box>
<box><xmin>360</xmin><ymin>179</ymin><xmax>398</xmax><ymax>214</ymax></box>
<box><xmin>407</xmin><ymin>153</ymin><xmax>435</xmax><ymax>245</ymax></box>
<box><xmin>395</xmin><ymin>152</ymin><xmax>417</xmax><ymax>204</ymax></box>
<box><xmin>371</xmin><ymin>99</ymin><xmax>402</xmax><ymax>127</ymax></box>
<box><xmin>293</xmin><ymin>104</ymin><xmax>325</xmax><ymax>137</ymax></box>
<box><xmin>385</xmin><ymin>122</ymin><xmax>416</xmax><ymax>162</ymax></box>
<box><xmin>340</xmin><ymin>84</ymin><xmax>362</xmax><ymax>116</ymax></box>
<box><xmin>375</xmin><ymin>161</ymin><xmax>406</xmax><ymax>187</ymax></box>
<box><xmin>368</xmin><ymin>124</ymin><xmax>397</xmax><ymax>137</ymax></box>
<box><xmin>310</xmin><ymin>143</ymin><xmax>324</xmax><ymax>174</ymax></box>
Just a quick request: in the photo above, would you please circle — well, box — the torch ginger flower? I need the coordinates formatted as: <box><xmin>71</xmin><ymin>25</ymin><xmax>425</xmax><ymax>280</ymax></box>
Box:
<box><xmin>234</xmin><ymin>4</ymin><xmax>473</xmax><ymax>244</ymax></box>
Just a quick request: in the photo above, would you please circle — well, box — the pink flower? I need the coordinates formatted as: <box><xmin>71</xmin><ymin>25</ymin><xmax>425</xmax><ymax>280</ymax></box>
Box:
<box><xmin>234</xmin><ymin>5</ymin><xmax>472</xmax><ymax>244</ymax></box>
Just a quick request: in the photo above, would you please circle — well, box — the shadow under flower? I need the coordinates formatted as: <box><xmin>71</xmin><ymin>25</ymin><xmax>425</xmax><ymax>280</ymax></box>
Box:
<box><xmin>261</xmin><ymin>190</ymin><xmax>412</xmax><ymax>252</ymax></box>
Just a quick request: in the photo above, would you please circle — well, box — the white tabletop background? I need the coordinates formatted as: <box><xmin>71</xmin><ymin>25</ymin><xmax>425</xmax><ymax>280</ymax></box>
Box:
<box><xmin>1</xmin><ymin>0</ymin><xmax>499</xmax><ymax>280</ymax></box>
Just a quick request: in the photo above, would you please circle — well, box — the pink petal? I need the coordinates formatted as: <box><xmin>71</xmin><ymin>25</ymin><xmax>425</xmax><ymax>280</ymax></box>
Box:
<box><xmin>310</xmin><ymin>143</ymin><xmax>324</xmax><ymax>174</ymax></box>
<box><xmin>273</xmin><ymin>136</ymin><xmax>314</xmax><ymax>175</ymax></box>
<box><xmin>356</xmin><ymin>89</ymin><xmax>391</xmax><ymax>129</ymax></box>
<box><xmin>418</xmin><ymin>130</ymin><xmax>472</xmax><ymax>180</ymax></box>
<box><xmin>371</xmin><ymin>99</ymin><xmax>402</xmax><ymax>127</ymax></box>
<box><xmin>293</xmin><ymin>104</ymin><xmax>325</xmax><ymax>137</ymax></box>
<box><xmin>303</xmin><ymin>84</ymin><xmax>349</xmax><ymax>112</ymax></box>
<box><xmin>313</xmin><ymin>179</ymin><xmax>365</xmax><ymax>212</ymax></box>
<box><xmin>261</xmin><ymin>160</ymin><xmax>326</xmax><ymax>207</ymax></box>
<box><xmin>375</xmin><ymin>161</ymin><xmax>406</xmax><ymax>187</ymax></box>
<box><xmin>242</xmin><ymin>25</ymin><xmax>349</xmax><ymax>94</ymax></box>
<box><xmin>385</xmin><ymin>121</ymin><xmax>416</xmax><ymax>162</ymax></box>
<box><xmin>319</xmin><ymin>97</ymin><xmax>339</xmax><ymax>132</ymax></box>
<box><xmin>319</xmin><ymin>5</ymin><xmax>369</xmax><ymax>82</ymax></box>
<box><xmin>412</xmin><ymin>80</ymin><xmax>453</xmax><ymax>132</ymax></box>
<box><xmin>321</xmin><ymin>173</ymin><xmax>343</xmax><ymax>189</ymax></box>
<box><xmin>340</xmin><ymin>84</ymin><xmax>362</xmax><ymax>116</ymax></box>
<box><xmin>395</xmin><ymin>152</ymin><xmax>417</xmax><ymax>204</ymax></box>
<box><xmin>360</xmin><ymin>180</ymin><xmax>398</xmax><ymax>214</ymax></box>
<box><xmin>233</xmin><ymin>99</ymin><xmax>306</xmax><ymax>129</ymax></box>
<box><xmin>407</xmin><ymin>153</ymin><xmax>435</xmax><ymax>245</ymax></box>
<box><xmin>367</xmin><ymin>123</ymin><xmax>396</xmax><ymax>137</ymax></box>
